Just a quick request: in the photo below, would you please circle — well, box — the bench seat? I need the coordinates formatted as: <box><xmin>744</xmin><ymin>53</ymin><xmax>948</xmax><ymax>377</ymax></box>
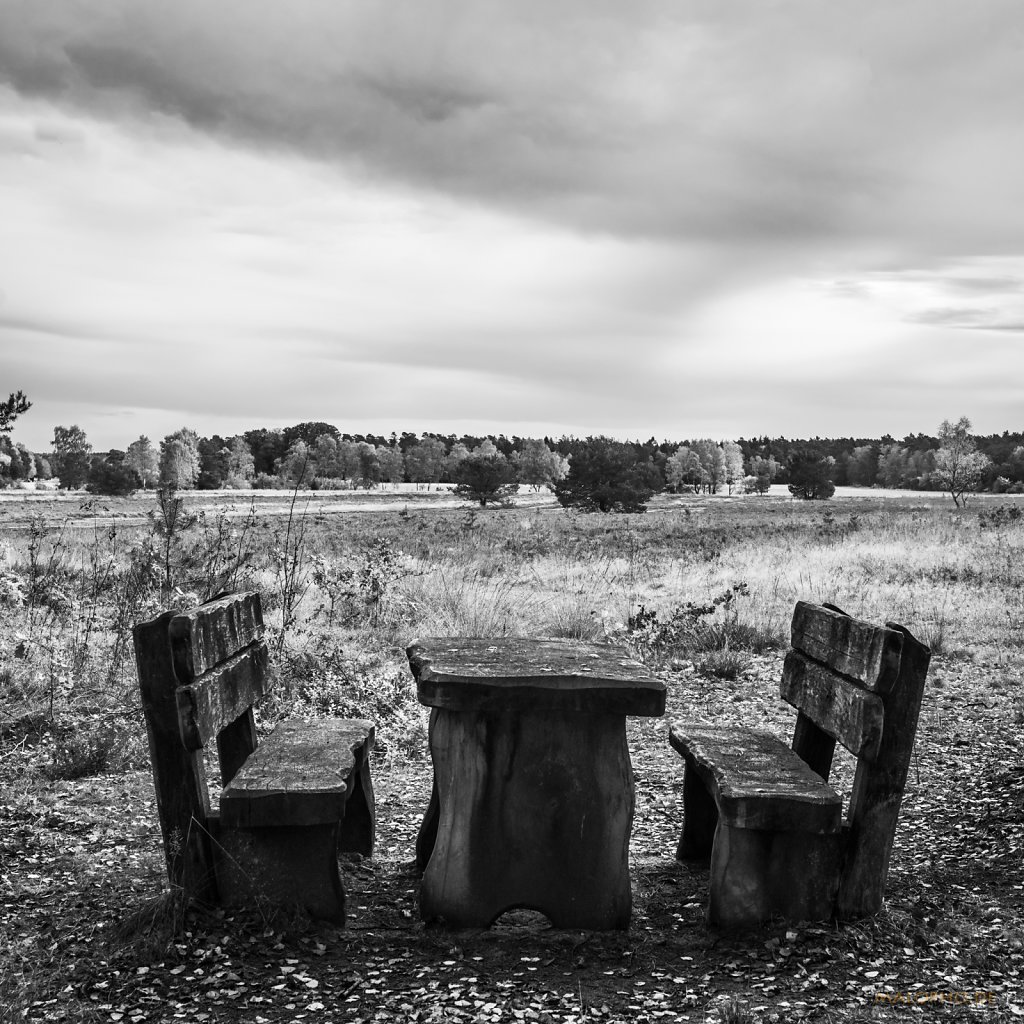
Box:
<box><xmin>669</xmin><ymin>724</ymin><xmax>841</xmax><ymax>834</ymax></box>
<box><xmin>222</xmin><ymin>718</ymin><xmax>375</xmax><ymax>830</ymax></box>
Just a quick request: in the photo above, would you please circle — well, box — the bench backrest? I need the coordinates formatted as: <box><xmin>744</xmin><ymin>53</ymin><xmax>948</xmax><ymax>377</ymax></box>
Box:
<box><xmin>782</xmin><ymin>601</ymin><xmax>931</xmax><ymax>917</ymax></box>
<box><xmin>134</xmin><ymin>591</ymin><xmax>272</xmax><ymax>901</ymax></box>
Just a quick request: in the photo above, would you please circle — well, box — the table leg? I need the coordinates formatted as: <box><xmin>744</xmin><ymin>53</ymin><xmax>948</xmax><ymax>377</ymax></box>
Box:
<box><xmin>420</xmin><ymin>707</ymin><xmax>634</xmax><ymax>930</ymax></box>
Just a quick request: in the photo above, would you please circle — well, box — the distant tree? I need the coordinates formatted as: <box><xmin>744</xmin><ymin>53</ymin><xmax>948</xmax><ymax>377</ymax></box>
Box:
<box><xmin>934</xmin><ymin>416</ymin><xmax>991</xmax><ymax>507</ymax></box>
<box><xmin>665</xmin><ymin>446</ymin><xmax>702</xmax><ymax>492</ymax></box>
<box><xmin>356</xmin><ymin>442</ymin><xmax>380</xmax><ymax>488</ymax></box>
<box><xmin>453</xmin><ymin>452</ymin><xmax>520</xmax><ymax>507</ymax></box>
<box><xmin>746</xmin><ymin>455</ymin><xmax>780</xmax><ymax>495</ymax></box>
<box><xmin>515</xmin><ymin>439</ymin><xmax>566</xmax><ymax>491</ymax></box>
<box><xmin>87</xmin><ymin>453</ymin><xmax>141</xmax><ymax>496</ymax></box>
<box><xmin>225</xmin><ymin>435</ymin><xmax>255</xmax><ymax>487</ymax></box>
<box><xmin>554</xmin><ymin>437</ymin><xmax>659</xmax><ymax>513</ymax></box>
<box><xmin>126</xmin><ymin>436</ymin><xmax>159</xmax><ymax>488</ymax></box>
<box><xmin>244</xmin><ymin>428</ymin><xmax>286</xmax><ymax>476</ymax></box>
<box><xmin>405</xmin><ymin>437</ymin><xmax>446</xmax><ymax>486</ymax></box>
<box><xmin>280</xmin><ymin>439</ymin><xmax>316</xmax><ymax>486</ymax></box>
<box><xmin>336</xmin><ymin>440</ymin><xmax>363</xmax><ymax>481</ymax></box>
<box><xmin>846</xmin><ymin>445</ymin><xmax>878</xmax><ymax>487</ymax></box>
<box><xmin>876</xmin><ymin>443</ymin><xmax>909</xmax><ymax>489</ymax></box>
<box><xmin>377</xmin><ymin>444</ymin><xmax>405</xmax><ymax>484</ymax></box>
<box><xmin>722</xmin><ymin>441</ymin><xmax>745</xmax><ymax>494</ymax></box>
<box><xmin>694</xmin><ymin>439</ymin><xmax>726</xmax><ymax>494</ymax></box>
<box><xmin>0</xmin><ymin>391</ymin><xmax>31</xmax><ymax>434</ymax></box>
<box><xmin>51</xmin><ymin>425</ymin><xmax>92</xmax><ymax>489</ymax></box>
<box><xmin>197</xmin><ymin>435</ymin><xmax>230</xmax><ymax>489</ymax></box>
<box><xmin>282</xmin><ymin>421</ymin><xmax>339</xmax><ymax>451</ymax></box>
<box><xmin>310</xmin><ymin>434</ymin><xmax>341</xmax><ymax>479</ymax></box>
<box><xmin>787</xmin><ymin>449</ymin><xmax>836</xmax><ymax>500</ymax></box>
<box><xmin>159</xmin><ymin>428</ymin><xmax>201</xmax><ymax>489</ymax></box>
<box><xmin>443</xmin><ymin>442</ymin><xmax>471</xmax><ymax>482</ymax></box>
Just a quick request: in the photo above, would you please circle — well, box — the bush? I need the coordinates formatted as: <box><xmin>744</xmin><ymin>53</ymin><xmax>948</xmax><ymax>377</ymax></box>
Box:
<box><xmin>624</xmin><ymin>584</ymin><xmax>778</xmax><ymax>663</ymax></box>
<box><xmin>86</xmin><ymin>460</ymin><xmax>142</xmax><ymax>496</ymax></box>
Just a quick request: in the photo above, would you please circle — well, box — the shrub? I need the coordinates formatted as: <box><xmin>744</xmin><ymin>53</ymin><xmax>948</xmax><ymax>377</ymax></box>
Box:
<box><xmin>624</xmin><ymin>583</ymin><xmax>778</xmax><ymax>663</ymax></box>
<box><xmin>978</xmin><ymin>503</ymin><xmax>1023</xmax><ymax>529</ymax></box>
<box><xmin>44</xmin><ymin>723</ymin><xmax>118</xmax><ymax>780</ymax></box>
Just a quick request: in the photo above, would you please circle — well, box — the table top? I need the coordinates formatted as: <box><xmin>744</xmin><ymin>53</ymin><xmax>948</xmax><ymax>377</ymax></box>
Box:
<box><xmin>407</xmin><ymin>637</ymin><xmax>666</xmax><ymax>716</ymax></box>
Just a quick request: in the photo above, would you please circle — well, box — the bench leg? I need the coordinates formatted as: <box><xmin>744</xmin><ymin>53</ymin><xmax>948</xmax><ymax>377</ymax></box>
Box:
<box><xmin>708</xmin><ymin>824</ymin><xmax>842</xmax><ymax>928</ymax></box>
<box><xmin>676</xmin><ymin>756</ymin><xmax>717</xmax><ymax>861</ymax></box>
<box><xmin>216</xmin><ymin>823</ymin><xmax>346</xmax><ymax>925</ymax></box>
<box><xmin>339</xmin><ymin>748</ymin><xmax>376</xmax><ymax>857</ymax></box>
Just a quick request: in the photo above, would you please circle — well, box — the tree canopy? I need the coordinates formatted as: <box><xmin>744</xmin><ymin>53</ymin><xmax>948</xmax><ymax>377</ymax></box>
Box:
<box><xmin>554</xmin><ymin>437</ymin><xmax>660</xmax><ymax>513</ymax></box>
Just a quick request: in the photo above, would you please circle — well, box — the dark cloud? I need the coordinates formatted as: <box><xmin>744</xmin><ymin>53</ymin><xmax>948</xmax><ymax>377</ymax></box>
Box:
<box><xmin>2</xmin><ymin>0</ymin><xmax>1023</xmax><ymax>256</ymax></box>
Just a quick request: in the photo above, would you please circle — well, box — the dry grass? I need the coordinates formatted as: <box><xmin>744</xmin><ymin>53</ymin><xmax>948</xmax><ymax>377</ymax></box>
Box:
<box><xmin>0</xmin><ymin>491</ymin><xmax>1022</xmax><ymax>762</ymax></box>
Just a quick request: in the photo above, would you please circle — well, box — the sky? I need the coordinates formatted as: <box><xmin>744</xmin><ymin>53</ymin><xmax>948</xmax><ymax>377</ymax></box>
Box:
<box><xmin>2</xmin><ymin>0</ymin><xmax>1023</xmax><ymax>453</ymax></box>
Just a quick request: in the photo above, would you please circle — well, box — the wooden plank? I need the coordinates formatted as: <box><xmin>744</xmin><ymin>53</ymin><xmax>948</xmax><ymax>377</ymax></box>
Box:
<box><xmin>791</xmin><ymin>601</ymin><xmax>903</xmax><ymax>693</ymax></box>
<box><xmin>780</xmin><ymin>651</ymin><xmax>884</xmax><ymax>759</ymax></box>
<box><xmin>407</xmin><ymin>637</ymin><xmax>666</xmax><ymax>716</ymax></box>
<box><xmin>132</xmin><ymin>611</ymin><xmax>218</xmax><ymax>903</ymax></box>
<box><xmin>220</xmin><ymin>719</ymin><xmax>375</xmax><ymax>829</ymax></box>
<box><xmin>837</xmin><ymin>624</ymin><xmax>931</xmax><ymax>918</ymax></box>
<box><xmin>669</xmin><ymin>723</ymin><xmax>842</xmax><ymax>834</ymax></box>
<box><xmin>170</xmin><ymin>591</ymin><xmax>264</xmax><ymax>683</ymax></box>
<box><xmin>176</xmin><ymin>641</ymin><xmax>273</xmax><ymax>750</ymax></box>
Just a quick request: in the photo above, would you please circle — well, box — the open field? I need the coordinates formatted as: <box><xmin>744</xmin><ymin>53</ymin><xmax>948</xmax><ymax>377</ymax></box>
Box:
<box><xmin>1</xmin><ymin>489</ymin><xmax>1023</xmax><ymax>1021</ymax></box>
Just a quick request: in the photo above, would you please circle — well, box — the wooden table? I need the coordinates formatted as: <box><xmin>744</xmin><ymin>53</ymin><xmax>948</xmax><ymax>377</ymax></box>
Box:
<box><xmin>407</xmin><ymin>638</ymin><xmax>666</xmax><ymax>930</ymax></box>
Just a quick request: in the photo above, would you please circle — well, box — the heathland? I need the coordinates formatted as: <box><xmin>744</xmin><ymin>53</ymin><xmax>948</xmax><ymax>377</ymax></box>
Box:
<box><xmin>1</xmin><ymin>487</ymin><xmax>1022</xmax><ymax>1022</ymax></box>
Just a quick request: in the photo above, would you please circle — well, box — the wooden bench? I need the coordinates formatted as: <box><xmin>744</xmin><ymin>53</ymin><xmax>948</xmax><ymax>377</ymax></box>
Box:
<box><xmin>669</xmin><ymin>601</ymin><xmax>930</xmax><ymax>927</ymax></box>
<box><xmin>133</xmin><ymin>591</ymin><xmax>376</xmax><ymax>924</ymax></box>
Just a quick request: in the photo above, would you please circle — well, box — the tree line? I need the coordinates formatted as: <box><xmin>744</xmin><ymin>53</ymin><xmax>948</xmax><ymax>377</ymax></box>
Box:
<box><xmin>0</xmin><ymin>393</ymin><xmax>1020</xmax><ymax>509</ymax></box>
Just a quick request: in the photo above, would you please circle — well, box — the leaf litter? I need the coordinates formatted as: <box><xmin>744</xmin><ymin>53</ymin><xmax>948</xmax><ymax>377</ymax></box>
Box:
<box><xmin>2</xmin><ymin>654</ymin><xmax>1023</xmax><ymax>1023</ymax></box>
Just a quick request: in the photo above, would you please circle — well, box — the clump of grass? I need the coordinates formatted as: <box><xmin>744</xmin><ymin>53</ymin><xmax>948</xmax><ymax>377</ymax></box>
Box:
<box><xmin>107</xmin><ymin>887</ymin><xmax>191</xmax><ymax>959</ymax></box>
<box><xmin>698</xmin><ymin>649</ymin><xmax>750</xmax><ymax>681</ymax></box>
<box><xmin>43</xmin><ymin>722</ymin><xmax>118</xmax><ymax>780</ymax></box>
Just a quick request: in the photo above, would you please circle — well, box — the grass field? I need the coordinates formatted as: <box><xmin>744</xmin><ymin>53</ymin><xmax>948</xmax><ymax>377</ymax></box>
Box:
<box><xmin>1</xmin><ymin>488</ymin><xmax>1022</xmax><ymax>1021</ymax></box>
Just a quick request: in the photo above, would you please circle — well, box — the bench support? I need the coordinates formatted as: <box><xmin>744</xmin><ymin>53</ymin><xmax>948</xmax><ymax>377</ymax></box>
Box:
<box><xmin>708</xmin><ymin>823</ymin><xmax>842</xmax><ymax>927</ymax></box>
<box><xmin>420</xmin><ymin>707</ymin><xmax>634</xmax><ymax>929</ymax></box>
<box><xmin>216</xmin><ymin>823</ymin><xmax>345</xmax><ymax>924</ymax></box>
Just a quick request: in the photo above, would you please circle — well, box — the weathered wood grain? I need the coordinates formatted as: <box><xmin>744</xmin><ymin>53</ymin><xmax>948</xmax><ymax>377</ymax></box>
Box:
<box><xmin>408</xmin><ymin>637</ymin><xmax>666</xmax><ymax>716</ymax></box>
<box><xmin>170</xmin><ymin>591</ymin><xmax>264</xmax><ymax>683</ymax></box>
<box><xmin>780</xmin><ymin>651</ymin><xmax>885</xmax><ymax>759</ymax></box>
<box><xmin>837</xmin><ymin>624</ymin><xmax>931</xmax><ymax>918</ymax></box>
<box><xmin>420</xmin><ymin>706</ymin><xmax>634</xmax><ymax>929</ymax></box>
<box><xmin>791</xmin><ymin>601</ymin><xmax>903</xmax><ymax>692</ymax></box>
<box><xmin>176</xmin><ymin>641</ymin><xmax>273</xmax><ymax>750</ymax></box>
<box><xmin>669</xmin><ymin>723</ymin><xmax>842</xmax><ymax>834</ymax></box>
<box><xmin>133</xmin><ymin>610</ymin><xmax>218</xmax><ymax>903</ymax></box>
<box><xmin>220</xmin><ymin>718</ymin><xmax>375</xmax><ymax>829</ymax></box>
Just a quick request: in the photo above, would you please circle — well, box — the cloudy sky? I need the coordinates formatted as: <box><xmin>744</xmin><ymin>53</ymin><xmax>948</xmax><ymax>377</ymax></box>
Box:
<box><xmin>2</xmin><ymin>1</ymin><xmax>1023</xmax><ymax>452</ymax></box>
